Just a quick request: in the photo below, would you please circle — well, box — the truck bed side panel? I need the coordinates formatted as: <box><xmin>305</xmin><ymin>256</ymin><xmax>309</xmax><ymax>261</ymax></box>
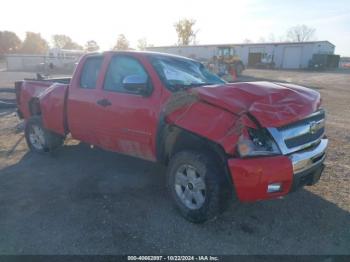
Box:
<box><xmin>39</xmin><ymin>83</ymin><xmax>69</xmax><ymax>135</ymax></box>
<box><xmin>19</xmin><ymin>81</ymin><xmax>53</xmax><ymax>119</ymax></box>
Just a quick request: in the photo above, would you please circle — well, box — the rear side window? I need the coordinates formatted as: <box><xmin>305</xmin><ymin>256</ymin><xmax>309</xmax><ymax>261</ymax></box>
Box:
<box><xmin>80</xmin><ymin>56</ymin><xmax>103</xmax><ymax>89</ymax></box>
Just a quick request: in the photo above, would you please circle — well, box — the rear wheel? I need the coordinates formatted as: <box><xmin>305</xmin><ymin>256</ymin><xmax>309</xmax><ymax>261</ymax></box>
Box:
<box><xmin>167</xmin><ymin>150</ymin><xmax>232</xmax><ymax>223</ymax></box>
<box><xmin>25</xmin><ymin>116</ymin><xmax>64</xmax><ymax>153</ymax></box>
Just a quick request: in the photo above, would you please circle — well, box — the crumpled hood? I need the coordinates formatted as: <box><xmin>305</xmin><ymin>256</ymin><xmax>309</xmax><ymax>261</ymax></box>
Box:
<box><xmin>191</xmin><ymin>81</ymin><xmax>321</xmax><ymax>127</ymax></box>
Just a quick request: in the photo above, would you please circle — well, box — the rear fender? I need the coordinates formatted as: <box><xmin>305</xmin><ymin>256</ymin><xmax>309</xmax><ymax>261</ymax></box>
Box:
<box><xmin>37</xmin><ymin>83</ymin><xmax>69</xmax><ymax>135</ymax></box>
<box><xmin>28</xmin><ymin>98</ymin><xmax>41</xmax><ymax>115</ymax></box>
<box><xmin>18</xmin><ymin>80</ymin><xmax>53</xmax><ymax>119</ymax></box>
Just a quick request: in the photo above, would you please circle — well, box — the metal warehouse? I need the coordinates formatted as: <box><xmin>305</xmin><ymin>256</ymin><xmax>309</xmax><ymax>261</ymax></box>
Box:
<box><xmin>147</xmin><ymin>41</ymin><xmax>336</xmax><ymax>69</ymax></box>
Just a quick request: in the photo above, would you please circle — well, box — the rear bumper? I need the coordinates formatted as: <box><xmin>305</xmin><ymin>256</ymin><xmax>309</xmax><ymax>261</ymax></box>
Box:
<box><xmin>228</xmin><ymin>138</ymin><xmax>328</xmax><ymax>202</ymax></box>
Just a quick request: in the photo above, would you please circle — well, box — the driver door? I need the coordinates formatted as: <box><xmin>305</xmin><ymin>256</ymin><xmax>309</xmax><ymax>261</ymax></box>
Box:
<box><xmin>93</xmin><ymin>54</ymin><xmax>159</xmax><ymax>161</ymax></box>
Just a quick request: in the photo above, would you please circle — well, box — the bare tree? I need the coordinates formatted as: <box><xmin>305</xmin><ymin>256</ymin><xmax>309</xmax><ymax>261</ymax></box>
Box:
<box><xmin>85</xmin><ymin>40</ymin><xmax>99</xmax><ymax>52</ymax></box>
<box><xmin>52</xmin><ymin>35</ymin><xmax>71</xmax><ymax>48</ymax></box>
<box><xmin>286</xmin><ymin>25</ymin><xmax>316</xmax><ymax>42</ymax></box>
<box><xmin>258</xmin><ymin>37</ymin><xmax>266</xmax><ymax>43</ymax></box>
<box><xmin>113</xmin><ymin>34</ymin><xmax>130</xmax><ymax>50</ymax></box>
<box><xmin>52</xmin><ymin>34</ymin><xmax>83</xmax><ymax>50</ymax></box>
<box><xmin>137</xmin><ymin>38</ymin><xmax>153</xmax><ymax>50</ymax></box>
<box><xmin>174</xmin><ymin>19</ymin><xmax>197</xmax><ymax>45</ymax></box>
<box><xmin>267</xmin><ymin>33</ymin><xmax>276</xmax><ymax>42</ymax></box>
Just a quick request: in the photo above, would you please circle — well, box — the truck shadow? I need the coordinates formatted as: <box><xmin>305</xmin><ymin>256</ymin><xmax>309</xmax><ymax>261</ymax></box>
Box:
<box><xmin>0</xmin><ymin>143</ymin><xmax>349</xmax><ymax>254</ymax></box>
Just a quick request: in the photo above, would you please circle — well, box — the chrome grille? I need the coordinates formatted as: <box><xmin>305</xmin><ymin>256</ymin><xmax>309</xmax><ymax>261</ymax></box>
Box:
<box><xmin>268</xmin><ymin>109</ymin><xmax>326</xmax><ymax>155</ymax></box>
<box><xmin>285</xmin><ymin>126</ymin><xmax>324</xmax><ymax>148</ymax></box>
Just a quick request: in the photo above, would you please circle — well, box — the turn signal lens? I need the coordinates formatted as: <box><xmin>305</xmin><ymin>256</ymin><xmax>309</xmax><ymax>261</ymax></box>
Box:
<box><xmin>237</xmin><ymin>140</ymin><xmax>251</xmax><ymax>157</ymax></box>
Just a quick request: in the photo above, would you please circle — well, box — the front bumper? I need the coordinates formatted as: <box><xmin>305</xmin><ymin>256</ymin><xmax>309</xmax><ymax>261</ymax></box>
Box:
<box><xmin>228</xmin><ymin>138</ymin><xmax>328</xmax><ymax>202</ymax></box>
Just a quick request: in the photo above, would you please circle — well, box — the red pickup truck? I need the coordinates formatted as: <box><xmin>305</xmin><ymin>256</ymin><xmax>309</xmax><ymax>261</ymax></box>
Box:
<box><xmin>15</xmin><ymin>51</ymin><xmax>328</xmax><ymax>223</ymax></box>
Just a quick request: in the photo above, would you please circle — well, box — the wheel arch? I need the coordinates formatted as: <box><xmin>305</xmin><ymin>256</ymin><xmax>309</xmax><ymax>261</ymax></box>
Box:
<box><xmin>156</xmin><ymin>122</ymin><xmax>233</xmax><ymax>186</ymax></box>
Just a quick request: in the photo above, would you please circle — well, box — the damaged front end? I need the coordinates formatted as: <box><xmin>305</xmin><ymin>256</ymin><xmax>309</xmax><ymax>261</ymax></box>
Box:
<box><xmin>228</xmin><ymin>109</ymin><xmax>328</xmax><ymax>202</ymax></box>
<box><xmin>163</xmin><ymin>81</ymin><xmax>328</xmax><ymax>203</ymax></box>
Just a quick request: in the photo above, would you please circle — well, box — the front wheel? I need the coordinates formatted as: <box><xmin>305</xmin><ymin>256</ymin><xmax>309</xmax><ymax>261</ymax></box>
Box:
<box><xmin>167</xmin><ymin>150</ymin><xmax>232</xmax><ymax>223</ymax></box>
<box><xmin>25</xmin><ymin>116</ymin><xmax>64</xmax><ymax>153</ymax></box>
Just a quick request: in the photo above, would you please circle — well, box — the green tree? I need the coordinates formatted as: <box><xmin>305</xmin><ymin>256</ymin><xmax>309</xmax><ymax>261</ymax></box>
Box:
<box><xmin>52</xmin><ymin>34</ymin><xmax>83</xmax><ymax>50</ymax></box>
<box><xmin>85</xmin><ymin>40</ymin><xmax>99</xmax><ymax>52</ymax></box>
<box><xmin>287</xmin><ymin>25</ymin><xmax>316</xmax><ymax>42</ymax></box>
<box><xmin>113</xmin><ymin>34</ymin><xmax>130</xmax><ymax>50</ymax></box>
<box><xmin>0</xmin><ymin>31</ymin><xmax>22</xmax><ymax>54</ymax></box>
<box><xmin>174</xmin><ymin>19</ymin><xmax>197</xmax><ymax>45</ymax></box>
<box><xmin>20</xmin><ymin>32</ymin><xmax>49</xmax><ymax>54</ymax></box>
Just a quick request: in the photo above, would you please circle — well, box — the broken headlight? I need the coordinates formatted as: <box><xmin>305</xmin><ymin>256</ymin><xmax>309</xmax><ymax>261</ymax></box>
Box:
<box><xmin>237</xmin><ymin>128</ymin><xmax>281</xmax><ymax>157</ymax></box>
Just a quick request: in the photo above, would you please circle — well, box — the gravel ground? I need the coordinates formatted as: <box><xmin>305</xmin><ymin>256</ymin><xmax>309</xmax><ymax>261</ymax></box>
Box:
<box><xmin>0</xmin><ymin>69</ymin><xmax>349</xmax><ymax>255</ymax></box>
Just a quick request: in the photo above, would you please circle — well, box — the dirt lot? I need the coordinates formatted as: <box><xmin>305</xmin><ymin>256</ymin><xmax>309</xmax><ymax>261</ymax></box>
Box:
<box><xmin>0</xmin><ymin>69</ymin><xmax>349</xmax><ymax>255</ymax></box>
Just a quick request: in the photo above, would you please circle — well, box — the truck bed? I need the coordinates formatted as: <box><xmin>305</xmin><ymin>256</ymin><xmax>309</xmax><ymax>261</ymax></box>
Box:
<box><xmin>23</xmin><ymin>77</ymin><xmax>71</xmax><ymax>85</ymax></box>
<box><xmin>16</xmin><ymin>77</ymin><xmax>70</xmax><ymax>135</ymax></box>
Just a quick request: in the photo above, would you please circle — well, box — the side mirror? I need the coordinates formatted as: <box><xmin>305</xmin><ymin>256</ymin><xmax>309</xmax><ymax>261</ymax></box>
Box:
<box><xmin>122</xmin><ymin>75</ymin><xmax>149</xmax><ymax>95</ymax></box>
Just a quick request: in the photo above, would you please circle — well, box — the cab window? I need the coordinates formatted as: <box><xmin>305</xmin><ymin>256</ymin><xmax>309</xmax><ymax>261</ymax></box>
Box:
<box><xmin>80</xmin><ymin>56</ymin><xmax>103</xmax><ymax>89</ymax></box>
<box><xmin>104</xmin><ymin>56</ymin><xmax>149</xmax><ymax>94</ymax></box>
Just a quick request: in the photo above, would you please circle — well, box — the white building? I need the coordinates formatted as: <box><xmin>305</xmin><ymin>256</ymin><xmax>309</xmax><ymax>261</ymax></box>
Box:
<box><xmin>147</xmin><ymin>41</ymin><xmax>336</xmax><ymax>69</ymax></box>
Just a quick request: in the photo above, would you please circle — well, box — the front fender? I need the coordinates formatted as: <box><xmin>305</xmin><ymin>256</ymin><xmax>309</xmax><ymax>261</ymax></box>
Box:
<box><xmin>165</xmin><ymin>100</ymin><xmax>255</xmax><ymax>155</ymax></box>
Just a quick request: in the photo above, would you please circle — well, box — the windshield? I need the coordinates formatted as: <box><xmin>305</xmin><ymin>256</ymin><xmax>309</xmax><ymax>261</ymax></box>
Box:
<box><xmin>149</xmin><ymin>55</ymin><xmax>225</xmax><ymax>91</ymax></box>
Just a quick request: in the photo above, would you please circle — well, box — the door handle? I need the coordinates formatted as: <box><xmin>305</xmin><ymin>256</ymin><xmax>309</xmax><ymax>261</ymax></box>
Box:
<box><xmin>96</xmin><ymin>98</ymin><xmax>112</xmax><ymax>107</ymax></box>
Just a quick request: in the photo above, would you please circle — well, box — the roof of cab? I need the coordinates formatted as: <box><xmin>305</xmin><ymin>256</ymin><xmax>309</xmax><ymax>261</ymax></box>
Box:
<box><xmin>84</xmin><ymin>50</ymin><xmax>198</xmax><ymax>62</ymax></box>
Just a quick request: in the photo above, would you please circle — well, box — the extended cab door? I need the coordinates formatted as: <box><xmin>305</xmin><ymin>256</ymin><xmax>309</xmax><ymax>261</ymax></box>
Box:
<box><xmin>92</xmin><ymin>54</ymin><xmax>162</xmax><ymax>161</ymax></box>
<box><xmin>67</xmin><ymin>55</ymin><xmax>104</xmax><ymax>145</ymax></box>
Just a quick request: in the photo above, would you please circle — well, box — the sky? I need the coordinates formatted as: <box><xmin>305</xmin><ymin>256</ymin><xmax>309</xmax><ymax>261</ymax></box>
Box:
<box><xmin>1</xmin><ymin>0</ymin><xmax>350</xmax><ymax>55</ymax></box>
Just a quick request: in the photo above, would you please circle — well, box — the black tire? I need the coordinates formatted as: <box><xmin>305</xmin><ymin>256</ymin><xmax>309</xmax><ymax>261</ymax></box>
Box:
<box><xmin>167</xmin><ymin>150</ymin><xmax>232</xmax><ymax>223</ymax></box>
<box><xmin>25</xmin><ymin>116</ymin><xmax>64</xmax><ymax>153</ymax></box>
